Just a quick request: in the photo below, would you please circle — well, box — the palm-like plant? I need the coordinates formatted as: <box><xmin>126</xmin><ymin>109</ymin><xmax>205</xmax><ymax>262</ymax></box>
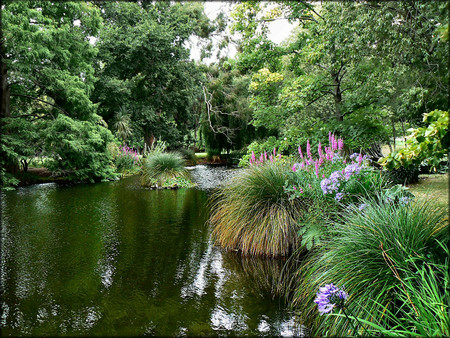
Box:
<box><xmin>209</xmin><ymin>161</ymin><xmax>309</xmax><ymax>257</ymax></box>
<box><xmin>113</xmin><ymin>106</ymin><xmax>133</xmax><ymax>142</ymax></box>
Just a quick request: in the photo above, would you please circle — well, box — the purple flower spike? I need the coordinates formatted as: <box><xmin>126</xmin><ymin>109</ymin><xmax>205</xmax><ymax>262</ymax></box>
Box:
<box><xmin>314</xmin><ymin>283</ymin><xmax>348</xmax><ymax>315</ymax></box>
<box><xmin>264</xmin><ymin>151</ymin><xmax>268</xmax><ymax>160</ymax></box>
<box><xmin>298</xmin><ymin>146</ymin><xmax>304</xmax><ymax>159</ymax></box>
<box><xmin>358</xmin><ymin>153</ymin><xmax>363</xmax><ymax>166</ymax></box>
<box><xmin>292</xmin><ymin>164</ymin><xmax>297</xmax><ymax>172</ymax></box>
<box><xmin>251</xmin><ymin>151</ymin><xmax>256</xmax><ymax>163</ymax></box>
<box><xmin>273</xmin><ymin>147</ymin><xmax>276</xmax><ymax>157</ymax></box>
<box><xmin>318</xmin><ymin>142</ymin><xmax>323</xmax><ymax>158</ymax></box>
<box><xmin>307</xmin><ymin>140</ymin><xmax>312</xmax><ymax>159</ymax></box>
<box><xmin>338</xmin><ymin>138</ymin><xmax>344</xmax><ymax>150</ymax></box>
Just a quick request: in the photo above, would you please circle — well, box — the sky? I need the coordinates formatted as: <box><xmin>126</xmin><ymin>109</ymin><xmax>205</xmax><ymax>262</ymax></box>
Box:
<box><xmin>189</xmin><ymin>1</ymin><xmax>297</xmax><ymax>64</ymax></box>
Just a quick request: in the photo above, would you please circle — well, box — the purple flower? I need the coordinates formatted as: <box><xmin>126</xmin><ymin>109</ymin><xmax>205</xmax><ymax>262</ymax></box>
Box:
<box><xmin>314</xmin><ymin>283</ymin><xmax>348</xmax><ymax>315</ymax></box>
<box><xmin>399</xmin><ymin>196</ymin><xmax>410</xmax><ymax>205</ymax></box>
<box><xmin>335</xmin><ymin>192</ymin><xmax>344</xmax><ymax>201</ymax></box>
<box><xmin>318</xmin><ymin>142</ymin><xmax>323</xmax><ymax>158</ymax></box>
<box><xmin>251</xmin><ymin>151</ymin><xmax>256</xmax><ymax>163</ymax></box>
<box><xmin>298</xmin><ymin>146</ymin><xmax>304</xmax><ymax>160</ymax></box>
<box><xmin>307</xmin><ymin>140</ymin><xmax>312</xmax><ymax>159</ymax></box>
<box><xmin>343</xmin><ymin>164</ymin><xmax>361</xmax><ymax>180</ymax></box>
<box><xmin>338</xmin><ymin>138</ymin><xmax>344</xmax><ymax>150</ymax></box>
<box><xmin>292</xmin><ymin>164</ymin><xmax>297</xmax><ymax>172</ymax></box>
<box><xmin>359</xmin><ymin>203</ymin><xmax>367</xmax><ymax>211</ymax></box>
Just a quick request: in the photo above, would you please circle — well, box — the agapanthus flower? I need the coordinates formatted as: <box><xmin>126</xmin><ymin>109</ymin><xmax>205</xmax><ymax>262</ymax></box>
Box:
<box><xmin>314</xmin><ymin>283</ymin><xmax>348</xmax><ymax>315</ymax></box>
<box><xmin>335</xmin><ymin>192</ymin><xmax>344</xmax><ymax>201</ymax></box>
<box><xmin>399</xmin><ymin>196</ymin><xmax>410</xmax><ymax>205</ymax></box>
<box><xmin>359</xmin><ymin>203</ymin><xmax>367</xmax><ymax>211</ymax></box>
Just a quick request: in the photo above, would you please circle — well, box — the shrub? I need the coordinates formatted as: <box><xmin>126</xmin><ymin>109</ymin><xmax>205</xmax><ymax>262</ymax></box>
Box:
<box><xmin>115</xmin><ymin>144</ymin><xmax>140</xmax><ymax>173</ymax></box>
<box><xmin>379</xmin><ymin>110</ymin><xmax>449</xmax><ymax>172</ymax></box>
<box><xmin>291</xmin><ymin>195</ymin><xmax>448</xmax><ymax>336</ymax></box>
<box><xmin>209</xmin><ymin>161</ymin><xmax>308</xmax><ymax>257</ymax></box>
<box><xmin>140</xmin><ymin>152</ymin><xmax>195</xmax><ymax>189</ymax></box>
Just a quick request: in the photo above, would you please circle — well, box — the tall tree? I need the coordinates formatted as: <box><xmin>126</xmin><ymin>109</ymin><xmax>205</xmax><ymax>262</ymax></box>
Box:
<box><xmin>92</xmin><ymin>1</ymin><xmax>213</xmax><ymax>150</ymax></box>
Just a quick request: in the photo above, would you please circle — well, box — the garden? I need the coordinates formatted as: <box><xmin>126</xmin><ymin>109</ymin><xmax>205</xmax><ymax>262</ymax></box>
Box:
<box><xmin>1</xmin><ymin>1</ymin><xmax>448</xmax><ymax>336</ymax></box>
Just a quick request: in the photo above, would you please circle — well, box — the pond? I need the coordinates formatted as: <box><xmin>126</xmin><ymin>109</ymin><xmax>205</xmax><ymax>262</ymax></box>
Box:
<box><xmin>1</xmin><ymin>165</ymin><xmax>304</xmax><ymax>336</ymax></box>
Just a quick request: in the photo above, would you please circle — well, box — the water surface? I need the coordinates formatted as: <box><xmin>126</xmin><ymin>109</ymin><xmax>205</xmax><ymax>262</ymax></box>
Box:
<box><xmin>1</xmin><ymin>167</ymin><xmax>302</xmax><ymax>336</ymax></box>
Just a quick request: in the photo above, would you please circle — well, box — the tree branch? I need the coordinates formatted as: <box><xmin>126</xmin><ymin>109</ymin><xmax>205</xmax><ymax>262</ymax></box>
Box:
<box><xmin>10</xmin><ymin>93</ymin><xmax>69</xmax><ymax>115</ymax></box>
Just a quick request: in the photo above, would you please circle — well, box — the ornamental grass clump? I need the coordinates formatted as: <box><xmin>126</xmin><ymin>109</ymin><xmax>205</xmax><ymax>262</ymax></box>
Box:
<box><xmin>210</xmin><ymin>161</ymin><xmax>308</xmax><ymax>257</ymax></box>
<box><xmin>140</xmin><ymin>152</ymin><xmax>195</xmax><ymax>189</ymax></box>
<box><xmin>291</xmin><ymin>194</ymin><xmax>448</xmax><ymax>336</ymax></box>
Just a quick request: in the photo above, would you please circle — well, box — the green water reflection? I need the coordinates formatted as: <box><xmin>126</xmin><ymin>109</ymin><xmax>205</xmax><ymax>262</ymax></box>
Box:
<box><xmin>1</xmin><ymin>175</ymin><xmax>301</xmax><ymax>336</ymax></box>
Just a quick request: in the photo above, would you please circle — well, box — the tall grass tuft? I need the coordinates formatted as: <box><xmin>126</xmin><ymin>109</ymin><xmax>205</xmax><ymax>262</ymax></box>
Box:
<box><xmin>209</xmin><ymin>161</ymin><xmax>309</xmax><ymax>257</ymax></box>
<box><xmin>291</xmin><ymin>195</ymin><xmax>448</xmax><ymax>336</ymax></box>
<box><xmin>140</xmin><ymin>152</ymin><xmax>194</xmax><ymax>188</ymax></box>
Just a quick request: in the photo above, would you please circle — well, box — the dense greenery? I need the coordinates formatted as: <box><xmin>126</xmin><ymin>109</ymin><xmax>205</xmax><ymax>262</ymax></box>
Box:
<box><xmin>2</xmin><ymin>1</ymin><xmax>448</xmax><ymax>189</ymax></box>
<box><xmin>291</xmin><ymin>196</ymin><xmax>448</xmax><ymax>336</ymax></box>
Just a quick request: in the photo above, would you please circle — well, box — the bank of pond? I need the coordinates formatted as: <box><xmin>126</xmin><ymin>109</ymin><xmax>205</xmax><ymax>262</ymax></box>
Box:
<box><xmin>1</xmin><ymin>143</ymin><xmax>448</xmax><ymax>336</ymax></box>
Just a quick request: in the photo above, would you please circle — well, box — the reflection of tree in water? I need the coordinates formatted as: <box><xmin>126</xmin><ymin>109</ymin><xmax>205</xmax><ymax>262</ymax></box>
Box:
<box><xmin>222</xmin><ymin>251</ymin><xmax>294</xmax><ymax>299</ymax></box>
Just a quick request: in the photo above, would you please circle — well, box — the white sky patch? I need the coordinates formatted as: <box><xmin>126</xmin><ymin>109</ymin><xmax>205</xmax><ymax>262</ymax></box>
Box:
<box><xmin>190</xmin><ymin>1</ymin><xmax>296</xmax><ymax>64</ymax></box>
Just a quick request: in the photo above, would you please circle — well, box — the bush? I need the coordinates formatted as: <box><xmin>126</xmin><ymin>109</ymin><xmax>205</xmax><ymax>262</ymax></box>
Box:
<box><xmin>379</xmin><ymin>110</ymin><xmax>449</xmax><ymax>172</ymax></box>
<box><xmin>115</xmin><ymin>144</ymin><xmax>140</xmax><ymax>173</ymax></box>
<box><xmin>209</xmin><ymin>161</ymin><xmax>307</xmax><ymax>257</ymax></box>
<box><xmin>178</xmin><ymin>148</ymin><xmax>197</xmax><ymax>166</ymax></box>
<box><xmin>291</xmin><ymin>195</ymin><xmax>448</xmax><ymax>336</ymax></box>
<box><xmin>140</xmin><ymin>152</ymin><xmax>195</xmax><ymax>189</ymax></box>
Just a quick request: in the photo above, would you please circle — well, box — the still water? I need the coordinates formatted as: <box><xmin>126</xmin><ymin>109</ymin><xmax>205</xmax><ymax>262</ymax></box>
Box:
<box><xmin>1</xmin><ymin>165</ymin><xmax>302</xmax><ymax>336</ymax></box>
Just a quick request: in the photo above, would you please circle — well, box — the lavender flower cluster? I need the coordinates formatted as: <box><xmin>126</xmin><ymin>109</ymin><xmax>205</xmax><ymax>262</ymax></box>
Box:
<box><xmin>314</xmin><ymin>283</ymin><xmax>348</xmax><ymax>315</ymax></box>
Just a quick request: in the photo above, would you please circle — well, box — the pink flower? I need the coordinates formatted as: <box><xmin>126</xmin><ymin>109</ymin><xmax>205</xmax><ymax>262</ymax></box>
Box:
<box><xmin>264</xmin><ymin>151</ymin><xmax>267</xmax><ymax>160</ymax></box>
<box><xmin>293</xmin><ymin>186</ymin><xmax>297</xmax><ymax>191</ymax></box>
<box><xmin>251</xmin><ymin>151</ymin><xmax>256</xmax><ymax>163</ymax></box>
<box><xmin>307</xmin><ymin>140</ymin><xmax>312</xmax><ymax>159</ymax></box>
<box><xmin>269</xmin><ymin>155</ymin><xmax>273</xmax><ymax>162</ymax></box>
<box><xmin>318</xmin><ymin>142</ymin><xmax>323</xmax><ymax>158</ymax></box>
<box><xmin>298</xmin><ymin>146</ymin><xmax>304</xmax><ymax>159</ymax></box>
<box><xmin>299</xmin><ymin>187</ymin><xmax>303</xmax><ymax>194</ymax></box>
<box><xmin>278</xmin><ymin>154</ymin><xmax>282</xmax><ymax>160</ymax></box>
<box><xmin>292</xmin><ymin>164</ymin><xmax>297</xmax><ymax>172</ymax></box>
<box><xmin>343</xmin><ymin>160</ymin><xmax>346</xmax><ymax>164</ymax></box>
<box><xmin>273</xmin><ymin>147</ymin><xmax>277</xmax><ymax>157</ymax></box>
<box><xmin>315</xmin><ymin>161</ymin><xmax>319</xmax><ymax>178</ymax></box>
<box><xmin>322</xmin><ymin>174</ymin><xmax>326</xmax><ymax>178</ymax></box>
<box><xmin>338</xmin><ymin>138</ymin><xmax>344</xmax><ymax>150</ymax></box>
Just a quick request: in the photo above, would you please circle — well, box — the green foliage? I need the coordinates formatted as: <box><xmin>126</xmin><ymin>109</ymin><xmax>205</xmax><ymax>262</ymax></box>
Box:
<box><xmin>379</xmin><ymin>110</ymin><xmax>449</xmax><ymax>171</ymax></box>
<box><xmin>355</xmin><ymin>241</ymin><xmax>449</xmax><ymax>337</ymax></box>
<box><xmin>93</xmin><ymin>1</ymin><xmax>211</xmax><ymax>149</ymax></box>
<box><xmin>114</xmin><ymin>145</ymin><xmax>140</xmax><ymax>174</ymax></box>
<box><xmin>42</xmin><ymin>115</ymin><xmax>117</xmax><ymax>182</ymax></box>
<box><xmin>209</xmin><ymin>161</ymin><xmax>307</xmax><ymax>257</ymax></box>
<box><xmin>291</xmin><ymin>195</ymin><xmax>448</xmax><ymax>336</ymax></box>
<box><xmin>140</xmin><ymin>152</ymin><xmax>194</xmax><ymax>189</ymax></box>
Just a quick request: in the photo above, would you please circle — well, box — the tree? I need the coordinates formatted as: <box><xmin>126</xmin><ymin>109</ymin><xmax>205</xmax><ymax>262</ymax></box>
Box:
<box><xmin>92</xmin><ymin>1</ymin><xmax>213</xmax><ymax>150</ymax></box>
<box><xmin>1</xmin><ymin>1</ymin><xmax>108</xmax><ymax>187</ymax></box>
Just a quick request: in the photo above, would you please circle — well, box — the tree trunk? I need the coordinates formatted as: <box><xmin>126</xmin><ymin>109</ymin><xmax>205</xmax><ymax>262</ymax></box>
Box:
<box><xmin>331</xmin><ymin>71</ymin><xmax>343</xmax><ymax>122</ymax></box>
<box><xmin>1</xmin><ymin>41</ymin><xmax>10</xmax><ymax>119</ymax></box>
<box><xmin>144</xmin><ymin>127</ymin><xmax>155</xmax><ymax>153</ymax></box>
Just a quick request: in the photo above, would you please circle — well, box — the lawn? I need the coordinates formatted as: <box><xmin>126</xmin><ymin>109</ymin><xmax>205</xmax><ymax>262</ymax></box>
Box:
<box><xmin>408</xmin><ymin>173</ymin><xmax>448</xmax><ymax>208</ymax></box>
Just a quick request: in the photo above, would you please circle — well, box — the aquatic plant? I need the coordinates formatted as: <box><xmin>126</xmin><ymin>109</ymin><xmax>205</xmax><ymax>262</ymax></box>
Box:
<box><xmin>210</xmin><ymin>161</ymin><xmax>307</xmax><ymax>257</ymax></box>
<box><xmin>140</xmin><ymin>152</ymin><xmax>195</xmax><ymax>189</ymax></box>
<box><xmin>291</xmin><ymin>195</ymin><xmax>448</xmax><ymax>336</ymax></box>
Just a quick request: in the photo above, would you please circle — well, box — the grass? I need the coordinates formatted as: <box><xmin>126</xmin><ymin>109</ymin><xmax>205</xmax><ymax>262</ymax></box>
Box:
<box><xmin>408</xmin><ymin>173</ymin><xmax>448</xmax><ymax>208</ymax></box>
<box><xmin>291</xmin><ymin>194</ymin><xmax>448</xmax><ymax>336</ymax></box>
<box><xmin>209</xmin><ymin>161</ymin><xmax>309</xmax><ymax>257</ymax></box>
<box><xmin>140</xmin><ymin>152</ymin><xmax>195</xmax><ymax>189</ymax></box>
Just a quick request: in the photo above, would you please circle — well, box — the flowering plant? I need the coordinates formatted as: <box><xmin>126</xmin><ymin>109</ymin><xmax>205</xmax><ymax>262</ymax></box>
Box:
<box><xmin>314</xmin><ymin>283</ymin><xmax>348</xmax><ymax>315</ymax></box>
<box><xmin>115</xmin><ymin>144</ymin><xmax>140</xmax><ymax>172</ymax></box>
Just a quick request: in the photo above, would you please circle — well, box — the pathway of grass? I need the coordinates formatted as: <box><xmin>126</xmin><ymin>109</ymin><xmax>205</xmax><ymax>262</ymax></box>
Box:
<box><xmin>408</xmin><ymin>173</ymin><xmax>448</xmax><ymax>209</ymax></box>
